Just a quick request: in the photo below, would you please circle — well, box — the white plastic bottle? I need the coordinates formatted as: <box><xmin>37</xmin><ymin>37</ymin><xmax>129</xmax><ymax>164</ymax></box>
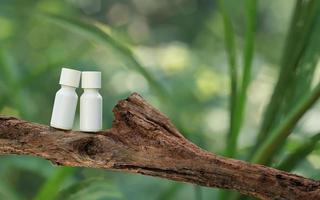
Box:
<box><xmin>80</xmin><ymin>71</ymin><xmax>102</xmax><ymax>132</ymax></box>
<box><xmin>50</xmin><ymin>68</ymin><xmax>81</xmax><ymax>130</ymax></box>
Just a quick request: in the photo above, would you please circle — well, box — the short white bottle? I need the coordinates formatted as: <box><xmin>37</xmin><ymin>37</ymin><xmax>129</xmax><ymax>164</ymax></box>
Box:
<box><xmin>80</xmin><ymin>71</ymin><xmax>102</xmax><ymax>132</ymax></box>
<box><xmin>50</xmin><ymin>68</ymin><xmax>81</xmax><ymax>130</ymax></box>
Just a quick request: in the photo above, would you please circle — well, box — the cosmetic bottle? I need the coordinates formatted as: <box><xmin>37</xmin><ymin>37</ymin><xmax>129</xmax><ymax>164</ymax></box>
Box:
<box><xmin>80</xmin><ymin>71</ymin><xmax>102</xmax><ymax>132</ymax></box>
<box><xmin>50</xmin><ymin>68</ymin><xmax>81</xmax><ymax>130</ymax></box>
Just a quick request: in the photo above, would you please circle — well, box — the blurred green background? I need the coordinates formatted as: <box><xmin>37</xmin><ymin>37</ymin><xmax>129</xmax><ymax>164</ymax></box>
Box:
<box><xmin>0</xmin><ymin>0</ymin><xmax>320</xmax><ymax>199</ymax></box>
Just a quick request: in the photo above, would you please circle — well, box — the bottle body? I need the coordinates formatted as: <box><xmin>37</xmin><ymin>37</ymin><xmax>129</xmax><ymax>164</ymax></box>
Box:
<box><xmin>50</xmin><ymin>85</ymin><xmax>78</xmax><ymax>130</ymax></box>
<box><xmin>80</xmin><ymin>89</ymin><xmax>102</xmax><ymax>132</ymax></box>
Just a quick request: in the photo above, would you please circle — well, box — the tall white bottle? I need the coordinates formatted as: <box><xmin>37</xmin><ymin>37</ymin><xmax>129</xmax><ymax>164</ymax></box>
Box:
<box><xmin>50</xmin><ymin>68</ymin><xmax>81</xmax><ymax>130</ymax></box>
<box><xmin>80</xmin><ymin>71</ymin><xmax>102</xmax><ymax>132</ymax></box>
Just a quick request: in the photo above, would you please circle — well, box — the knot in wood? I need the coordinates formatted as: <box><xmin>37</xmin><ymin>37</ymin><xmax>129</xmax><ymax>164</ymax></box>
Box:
<box><xmin>72</xmin><ymin>136</ymin><xmax>104</xmax><ymax>158</ymax></box>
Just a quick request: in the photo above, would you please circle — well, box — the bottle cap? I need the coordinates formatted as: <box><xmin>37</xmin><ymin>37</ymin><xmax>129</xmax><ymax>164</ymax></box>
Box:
<box><xmin>81</xmin><ymin>71</ymin><xmax>101</xmax><ymax>88</ymax></box>
<box><xmin>59</xmin><ymin>68</ymin><xmax>81</xmax><ymax>88</ymax></box>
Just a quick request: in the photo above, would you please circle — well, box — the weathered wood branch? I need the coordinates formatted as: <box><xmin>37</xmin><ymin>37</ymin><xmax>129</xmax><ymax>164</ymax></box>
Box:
<box><xmin>0</xmin><ymin>93</ymin><xmax>319</xmax><ymax>200</ymax></box>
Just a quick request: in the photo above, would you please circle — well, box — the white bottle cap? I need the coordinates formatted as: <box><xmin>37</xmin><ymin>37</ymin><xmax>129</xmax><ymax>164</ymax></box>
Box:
<box><xmin>81</xmin><ymin>71</ymin><xmax>101</xmax><ymax>89</ymax></box>
<box><xmin>59</xmin><ymin>68</ymin><xmax>81</xmax><ymax>88</ymax></box>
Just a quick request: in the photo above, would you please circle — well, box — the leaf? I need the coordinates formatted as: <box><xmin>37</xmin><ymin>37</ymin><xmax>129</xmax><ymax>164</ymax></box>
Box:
<box><xmin>277</xmin><ymin>133</ymin><xmax>320</xmax><ymax>171</ymax></box>
<box><xmin>226</xmin><ymin>0</ymin><xmax>257</xmax><ymax>157</ymax></box>
<box><xmin>55</xmin><ymin>178</ymin><xmax>123</xmax><ymax>200</ymax></box>
<box><xmin>217</xmin><ymin>0</ymin><xmax>239</xmax><ymax>157</ymax></box>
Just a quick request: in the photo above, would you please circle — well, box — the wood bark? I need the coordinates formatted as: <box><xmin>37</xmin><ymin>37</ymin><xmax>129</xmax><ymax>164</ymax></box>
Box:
<box><xmin>0</xmin><ymin>93</ymin><xmax>319</xmax><ymax>200</ymax></box>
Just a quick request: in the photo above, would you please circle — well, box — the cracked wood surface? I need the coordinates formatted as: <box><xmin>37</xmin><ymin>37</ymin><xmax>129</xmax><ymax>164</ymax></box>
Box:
<box><xmin>0</xmin><ymin>93</ymin><xmax>319</xmax><ymax>200</ymax></box>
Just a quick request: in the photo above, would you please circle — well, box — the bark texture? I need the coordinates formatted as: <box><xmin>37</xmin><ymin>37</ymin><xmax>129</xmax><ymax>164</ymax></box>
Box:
<box><xmin>0</xmin><ymin>93</ymin><xmax>319</xmax><ymax>200</ymax></box>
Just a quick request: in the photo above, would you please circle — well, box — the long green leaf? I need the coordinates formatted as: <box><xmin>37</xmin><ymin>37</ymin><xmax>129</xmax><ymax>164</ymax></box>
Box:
<box><xmin>227</xmin><ymin>0</ymin><xmax>257</xmax><ymax>157</ymax></box>
<box><xmin>33</xmin><ymin>167</ymin><xmax>76</xmax><ymax>200</ymax></box>
<box><xmin>217</xmin><ymin>0</ymin><xmax>238</xmax><ymax>157</ymax></box>
<box><xmin>277</xmin><ymin>133</ymin><xmax>320</xmax><ymax>171</ymax></box>
<box><xmin>38</xmin><ymin>12</ymin><xmax>169</xmax><ymax>101</ymax></box>
<box><xmin>252</xmin><ymin>82</ymin><xmax>320</xmax><ymax>164</ymax></box>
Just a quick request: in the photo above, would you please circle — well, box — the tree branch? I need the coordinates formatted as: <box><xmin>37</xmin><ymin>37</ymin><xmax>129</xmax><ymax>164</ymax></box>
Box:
<box><xmin>0</xmin><ymin>93</ymin><xmax>319</xmax><ymax>200</ymax></box>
